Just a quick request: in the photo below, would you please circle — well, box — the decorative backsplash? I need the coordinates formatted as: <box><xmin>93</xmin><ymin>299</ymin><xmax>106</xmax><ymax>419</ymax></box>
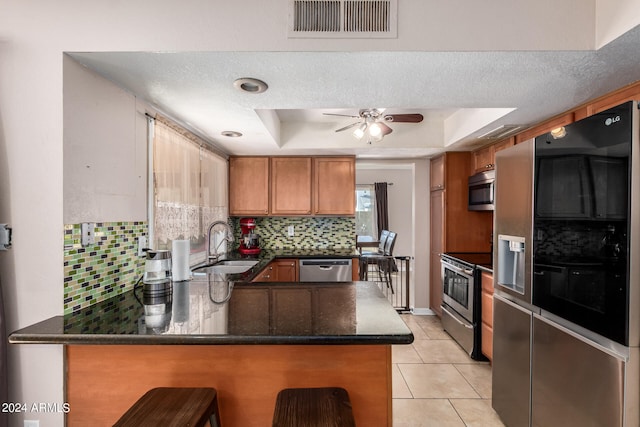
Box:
<box><xmin>64</xmin><ymin>222</ymin><xmax>147</xmax><ymax>315</ymax></box>
<box><xmin>231</xmin><ymin>217</ymin><xmax>356</xmax><ymax>250</ymax></box>
<box><xmin>63</xmin><ymin>218</ymin><xmax>353</xmax><ymax>314</ymax></box>
<box><xmin>534</xmin><ymin>220</ymin><xmax>626</xmax><ymax>260</ymax></box>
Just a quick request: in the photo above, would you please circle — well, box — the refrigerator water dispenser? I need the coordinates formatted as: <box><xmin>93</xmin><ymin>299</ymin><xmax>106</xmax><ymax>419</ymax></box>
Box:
<box><xmin>497</xmin><ymin>235</ymin><xmax>526</xmax><ymax>294</ymax></box>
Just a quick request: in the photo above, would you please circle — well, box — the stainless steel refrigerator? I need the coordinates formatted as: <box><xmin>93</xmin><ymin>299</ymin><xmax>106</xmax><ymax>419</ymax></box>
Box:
<box><xmin>492</xmin><ymin>100</ymin><xmax>640</xmax><ymax>427</ymax></box>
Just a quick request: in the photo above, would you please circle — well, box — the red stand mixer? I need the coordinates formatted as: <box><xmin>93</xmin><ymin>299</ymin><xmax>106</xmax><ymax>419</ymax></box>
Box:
<box><xmin>238</xmin><ymin>218</ymin><xmax>261</xmax><ymax>255</ymax></box>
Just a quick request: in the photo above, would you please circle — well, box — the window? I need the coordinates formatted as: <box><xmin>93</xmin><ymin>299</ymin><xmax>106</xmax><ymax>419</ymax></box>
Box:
<box><xmin>355</xmin><ymin>184</ymin><xmax>377</xmax><ymax>237</ymax></box>
<box><xmin>151</xmin><ymin>116</ymin><xmax>228</xmax><ymax>265</ymax></box>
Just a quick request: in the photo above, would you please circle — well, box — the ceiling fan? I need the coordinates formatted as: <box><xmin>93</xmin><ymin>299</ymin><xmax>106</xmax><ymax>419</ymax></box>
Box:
<box><xmin>323</xmin><ymin>109</ymin><xmax>424</xmax><ymax>142</ymax></box>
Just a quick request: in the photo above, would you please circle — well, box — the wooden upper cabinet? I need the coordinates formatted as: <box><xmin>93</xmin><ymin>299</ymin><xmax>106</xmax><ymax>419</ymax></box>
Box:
<box><xmin>229</xmin><ymin>156</ymin><xmax>354</xmax><ymax>217</ymax></box>
<box><xmin>229</xmin><ymin>157</ymin><xmax>270</xmax><ymax>216</ymax></box>
<box><xmin>271</xmin><ymin>157</ymin><xmax>312</xmax><ymax>215</ymax></box>
<box><xmin>430</xmin><ymin>155</ymin><xmax>445</xmax><ymax>191</ymax></box>
<box><xmin>473</xmin><ymin>145</ymin><xmax>494</xmax><ymax>173</ymax></box>
<box><xmin>313</xmin><ymin>157</ymin><xmax>355</xmax><ymax>215</ymax></box>
<box><xmin>471</xmin><ymin>138</ymin><xmax>515</xmax><ymax>174</ymax></box>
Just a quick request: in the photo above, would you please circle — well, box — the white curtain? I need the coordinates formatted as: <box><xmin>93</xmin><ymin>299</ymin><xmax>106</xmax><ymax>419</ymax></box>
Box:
<box><xmin>152</xmin><ymin>116</ymin><xmax>228</xmax><ymax>264</ymax></box>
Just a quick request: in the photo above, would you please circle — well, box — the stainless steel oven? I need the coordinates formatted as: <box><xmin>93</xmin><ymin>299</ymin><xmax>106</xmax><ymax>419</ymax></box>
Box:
<box><xmin>441</xmin><ymin>252</ymin><xmax>490</xmax><ymax>360</ymax></box>
<box><xmin>442</xmin><ymin>257</ymin><xmax>474</xmax><ymax>321</ymax></box>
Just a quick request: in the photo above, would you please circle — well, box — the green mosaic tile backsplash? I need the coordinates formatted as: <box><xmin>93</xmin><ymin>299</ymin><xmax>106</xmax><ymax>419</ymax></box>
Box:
<box><xmin>63</xmin><ymin>218</ymin><xmax>352</xmax><ymax>314</ymax></box>
<box><xmin>231</xmin><ymin>217</ymin><xmax>356</xmax><ymax>249</ymax></box>
<box><xmin>64</xmin><ymin>222</ymin><xmax>147</xmax><ymax>314</ymax></box>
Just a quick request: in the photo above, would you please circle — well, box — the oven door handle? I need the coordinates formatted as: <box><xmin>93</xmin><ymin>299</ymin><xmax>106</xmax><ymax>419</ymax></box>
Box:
<box><xmin>442</xmin><ymin>305</ymin><xmax>473</xmax><ymax>329</ymax></box>
<box><xmin>442</xmin><ymin>261</ymin><xmax>474</xmax><ymax>277</ymax></box>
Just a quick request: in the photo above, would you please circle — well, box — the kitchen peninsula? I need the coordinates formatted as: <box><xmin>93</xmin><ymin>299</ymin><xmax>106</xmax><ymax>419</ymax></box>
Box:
<box><xmin>10</xmin><ymin>272</ymin><xmax>412</xmax><ymax>426</ymax></box>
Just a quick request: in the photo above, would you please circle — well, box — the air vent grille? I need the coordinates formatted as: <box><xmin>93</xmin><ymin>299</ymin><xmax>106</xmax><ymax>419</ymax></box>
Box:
<box><xmin>289</xmin><ymin>0</ymin><xmax>397</xmax><ymax>38</ymax></box>
<box><xmin>478</xmin><ymin>125</ymin><xmax>525</xmax><ymax>140</ymax></box>
<box><xmin>344</xmin><ymin>1</ymin><xmax>391</xmax><ymax>32</ymax></box>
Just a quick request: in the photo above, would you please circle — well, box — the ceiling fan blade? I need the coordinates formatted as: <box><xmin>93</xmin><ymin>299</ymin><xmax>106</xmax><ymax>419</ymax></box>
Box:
<box><xmin>335</xmin><ymin>121</ymin><xmax>361</xmax><ymax>132</ymax></box>
<box><xmin>323</xmin><ymin>113</ymin><xmax>360</xmax><ymax>118</ymax></box>
<box><xmin>384</xmin><ymin>113</ymin><xmax>424</xmax><ymax>123</ymax></box>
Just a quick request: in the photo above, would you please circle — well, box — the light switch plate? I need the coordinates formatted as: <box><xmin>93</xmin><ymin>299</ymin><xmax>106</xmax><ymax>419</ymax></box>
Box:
<box><xmin>24</xmin><ymin>421</ymin><xmax>39</xmax><ymax>427</ymax></box>
<box><xmin>81</xmin><ymin>222</ymin><xmax>95</xmax><ymax>246</ymax></box>
<box><xmin>287</xmin><ymin>225</ymin><xmax>295</xmax><ymax>237</ymax></box>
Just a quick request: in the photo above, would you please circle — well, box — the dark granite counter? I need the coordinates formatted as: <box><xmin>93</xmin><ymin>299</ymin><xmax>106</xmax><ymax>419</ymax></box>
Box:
<box><xmin>9</xmin><ymin>278</ymin><xmax>413</xmax><ymax>345</ymax></box>
<box><xmin>206</xmin><ymin>248</ymin><xmax>360</xmax><ymax>282</ymax></box>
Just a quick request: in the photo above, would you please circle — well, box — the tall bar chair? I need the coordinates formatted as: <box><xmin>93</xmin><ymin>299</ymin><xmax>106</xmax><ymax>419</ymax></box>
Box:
<box><xmin>358</xmin><ymin>230</ymin><xmax>389</xmax><ymax>280</ymax></box>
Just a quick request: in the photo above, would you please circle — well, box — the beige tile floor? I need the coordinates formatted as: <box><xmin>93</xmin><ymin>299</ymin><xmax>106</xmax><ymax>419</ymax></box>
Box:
<box><xmin>392</xmin><ymin>314</ymin><xmax>505</xmax><ymax>427</ymax></box>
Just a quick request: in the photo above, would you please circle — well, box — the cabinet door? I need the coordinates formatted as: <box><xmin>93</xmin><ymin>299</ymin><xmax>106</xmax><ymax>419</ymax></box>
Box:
<box><xmin>272</xmin><ymin>258</ymin><xmax>298</xmax><ymax>282</ymax></box>
<box><xmin>429</xmin><ymin>190</ymin><xmax>444</xmax><ymax>316</ymax></box>
<box><xmin>252</xmin><ymin>264</ymin><xmax>274</xmax><ymax>282</ymax></box>
<box><xmin>271</xmin><ymin>157</ymin><xmax>312</xmax><ymax>215</ymax></box>
<box><xmin>430</xmin><ymin>155</ymin><xmax>445</xmax><ymax>190</ymax></box>
<box><xmin>480</xmin><ymin>271</ymin><xmax>494</xmax><ymax>361</ymax></box>
<box><xmin>229</xmin><ymin>157</ymin><xmax>270</xmax><ymax>216</ymax></box>
<box><xmin>473</xmin><ymin>146</ymin><xmax>494</xmax><ymax>173</ymax></box>
<box><xmin>313</xmin><ymin>157</ymin><xmax>355</xmax><ymax>215</ymax></box>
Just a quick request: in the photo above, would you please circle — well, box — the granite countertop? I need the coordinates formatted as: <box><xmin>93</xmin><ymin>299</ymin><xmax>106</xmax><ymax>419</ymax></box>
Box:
<box><xmin>9</xmin><ymin>277</ymin><xmax>413</xmax><ymax>345</ymax></box>
<box><xmin>197</xmin><ymin>248</ymin><xmax>361</xmax><ymax>282</ymax></box>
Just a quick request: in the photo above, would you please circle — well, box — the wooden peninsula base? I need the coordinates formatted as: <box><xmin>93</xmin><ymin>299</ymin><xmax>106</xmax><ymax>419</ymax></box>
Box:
<box><xmin>66</xmin><ymin>344</ymin><xmax>392</xmax><ymax>427</ymax></box>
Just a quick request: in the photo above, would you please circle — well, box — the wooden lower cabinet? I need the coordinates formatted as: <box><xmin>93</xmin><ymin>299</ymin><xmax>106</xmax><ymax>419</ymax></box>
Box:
<box><xmin>66</xmin><ymin>344</ymin><xmax>393</xmax><ymax>427</ymax></box>
<box><xmin>480</xmin><ymin>270</ymin><xmax>494</xmax><ymax>361</ymax></box>
<box><xmin>252</xmin><ymin>258</ymin><xmax>298</xmax><ymax>282</ymax></box>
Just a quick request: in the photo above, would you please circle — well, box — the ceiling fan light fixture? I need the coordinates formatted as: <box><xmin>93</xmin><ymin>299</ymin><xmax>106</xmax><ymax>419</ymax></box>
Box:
<box><xmin>370</xmin><ymin>132</ymin><xmax>384</xmax><ymax>143</ymax></box>
<box><xmin>368</xmin><ymin>122</ymin><xmax>382</xmax><ymax>137</ymax></box>
<box><xmin>353</xmin><ymin>123</ymin><xmax>367</xmax><ymax>139</ymax></box>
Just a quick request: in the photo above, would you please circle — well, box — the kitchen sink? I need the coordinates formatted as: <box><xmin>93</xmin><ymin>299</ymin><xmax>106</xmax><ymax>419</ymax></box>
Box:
<box><xmin>213</xmin><ymin>260</ymin><xmax>260</xmax><ymax>267</ymax></box>
<box><xmin>191</xmin><ymin>259</ymin><xmax>259</xmax><ymax>276</ymax></box>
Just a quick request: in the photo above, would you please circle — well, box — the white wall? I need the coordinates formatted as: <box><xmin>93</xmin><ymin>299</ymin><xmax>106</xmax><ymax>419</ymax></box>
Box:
<box><xmin>356</xmin><ymin>160</ymin><xmax>430</xmax><ymax>312</ymax></box>
<box><xmin>64</xmin><ymin>55</ymin><xmax>148</xmax><ymax>224</ymax></box>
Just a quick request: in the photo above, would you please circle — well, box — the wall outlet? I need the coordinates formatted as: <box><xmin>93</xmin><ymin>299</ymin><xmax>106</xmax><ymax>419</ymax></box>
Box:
<box><xmin>80</xmin><ymin>222</ymin><xmax>95</xmax><ymax>246</ymax></box>
<box><xmin>287</xmin><ymin>225</ymin><xmax>295</xmax><ymax>237</ymax></box>
<box><xmin>24</xmin><ymin>421</ymin><xmax>39</xmax><ymax>427</ymax></box>
<box><xmin>138</xmin><ymin>235</ymin><xmax>147</xmax><ymax>257</ymax></box>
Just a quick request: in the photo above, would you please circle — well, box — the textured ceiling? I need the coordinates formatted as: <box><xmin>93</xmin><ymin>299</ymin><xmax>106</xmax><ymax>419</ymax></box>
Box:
<box><xmin>69</xmin><ymin>24</ymin><xmax>640</xmax><ymax>159</ymax></box>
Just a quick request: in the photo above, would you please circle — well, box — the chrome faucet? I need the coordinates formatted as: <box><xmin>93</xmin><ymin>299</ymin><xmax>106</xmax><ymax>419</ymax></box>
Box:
<box><xmin>206</xmin><ymin>220</ymin><xmax>235</xmax><ymax>262</ymax></box>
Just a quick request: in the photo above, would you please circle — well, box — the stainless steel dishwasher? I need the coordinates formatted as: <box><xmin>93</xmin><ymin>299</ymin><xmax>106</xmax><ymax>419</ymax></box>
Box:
<box><xmin>298</xmin><ymin>259</ymin><xmax>352</xmax><ymax>282</ymax></box>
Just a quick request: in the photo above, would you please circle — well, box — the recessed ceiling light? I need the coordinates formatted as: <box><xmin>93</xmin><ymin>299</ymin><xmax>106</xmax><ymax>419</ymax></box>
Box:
<box><xmin>233</xmin><ymin>77</ymin><xmax>268</xmax><ymax>94</ymax></box>
<box><xmin>221</xmin><ymin>131</ymin><xmax>243</xmax><ymax>138</ymax></box>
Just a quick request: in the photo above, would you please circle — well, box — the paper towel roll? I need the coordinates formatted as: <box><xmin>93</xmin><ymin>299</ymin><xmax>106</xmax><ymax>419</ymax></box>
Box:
<box><xmin>171</xmin><ymin>239</ymin><xmax>191</xmax><ymax>281</ymax></box>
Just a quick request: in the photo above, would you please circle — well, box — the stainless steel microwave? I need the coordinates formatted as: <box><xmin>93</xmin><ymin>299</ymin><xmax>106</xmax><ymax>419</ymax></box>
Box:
<box><xmin>468</xmin><ymin>170</ymin><xmax>495</xmax><ymax>211</ymax></box>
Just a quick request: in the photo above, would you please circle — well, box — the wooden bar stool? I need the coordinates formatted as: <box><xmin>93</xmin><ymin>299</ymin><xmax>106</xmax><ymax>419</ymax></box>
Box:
<box><xmin>113</xmin><ymin>387</ymin><xmax>221</xmax><ymax>427</ymax></box>
<box><xmin>272</xmin><ymin>387</ymin><xmax>356</xmax><ymax>427</ymax></box>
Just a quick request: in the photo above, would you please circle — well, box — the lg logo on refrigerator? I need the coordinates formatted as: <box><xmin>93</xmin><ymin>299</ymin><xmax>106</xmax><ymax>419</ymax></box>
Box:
<box><xmin>605</xmin><ymin>115</ymin><xmax>621</xmax><ymax>126</ymax></box>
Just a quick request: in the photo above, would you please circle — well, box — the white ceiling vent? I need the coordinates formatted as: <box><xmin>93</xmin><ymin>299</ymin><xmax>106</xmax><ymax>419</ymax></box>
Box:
<box><xmin>288</xmin><ymin>0</ymin><xmax>397</xmax><ymax>38</ymax></box>
<box><xmin>478</xmin><ymin>125</ymin><xmax>526</xmax><ymax>140</ymax></box>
